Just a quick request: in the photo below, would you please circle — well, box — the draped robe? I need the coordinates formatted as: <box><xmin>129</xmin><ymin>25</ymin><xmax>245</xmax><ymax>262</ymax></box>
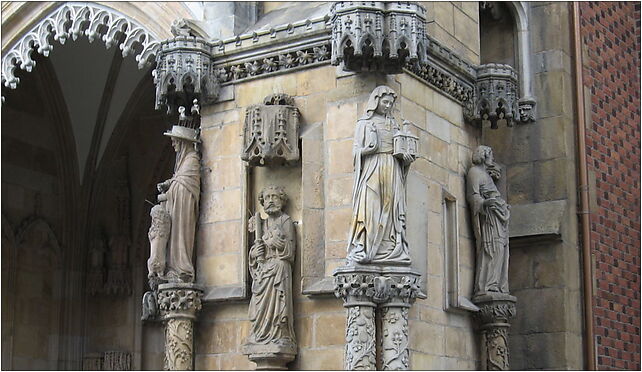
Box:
<box><xmin>466</xmin><ymin>165</ymin><xmax>510</xmax><ymax>295</ymax></box>
<box><xmin>164</xmin><ymin>142</ymin><xmax>200</xmax><ymax>282</ymax></box>
<box><xmin>346</xmin><ymin>116</ymin><xmax>411</xmax><ymax>265</ymax></box>
<box><xmin>247</xmin><ymin>213</ymin><xmax>296</xmax><ymax>346</ymax></box>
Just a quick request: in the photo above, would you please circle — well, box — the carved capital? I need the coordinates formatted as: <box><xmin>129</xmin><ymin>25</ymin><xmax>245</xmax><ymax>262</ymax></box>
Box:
<box><xmin>473</xmin><ymin>293</ymin><xmax>517</xmax><ymax>325</ymax></box>
<box><xmin>153</xmin><ymin>37</ymin><xmax>219</xmax><ymax>114</ymax></box>
<box><xmin>331</xmin><ymin>1</ymin><xmax>427</xmax><ymax>73</ymax></box>
<box><xmin>157</xmin><ymin>283</ymin><xmax>203</xmax><ymax>321</ymax></box>
<box><xmin>334</xmin><ymin>266</ymin><xmax>422</xmax><ymax>306</ymax></box>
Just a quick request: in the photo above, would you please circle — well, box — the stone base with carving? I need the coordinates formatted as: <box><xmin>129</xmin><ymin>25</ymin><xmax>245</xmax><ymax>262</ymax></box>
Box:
<box><xmin>242</xmin><ymin>343</ymin><xmax>297</xmax><ymax>370</ymax></box>
<box><xmin>157</xmin><ymin>283</ymin><xmax>203</xmax><ymax>371</ymax></box>
<box><xmin>334</xmin><ymin>265</ymin><xmax>421</xmax><ymax>371</ymax></box>
<box><xmin>472</xmin><ymin>292</ymin><xmax>517</xmax><ymax>371</ymax></box>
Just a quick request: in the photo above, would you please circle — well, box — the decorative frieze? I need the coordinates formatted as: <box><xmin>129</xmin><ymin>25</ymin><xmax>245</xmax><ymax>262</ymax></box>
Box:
<box><xmin>330</xmin><ymin>1</ymin><xmax>427</xmax><ymax>73</ymax></box>
<box><xmin>1</xmin><ymin>2</ymin><xmax>159</xmax><ymax>91</ymax></box>
<box><xmin>153</xmin><ymin>37</ymin><xmax>218</xmax><ymax>114</ymax></box>
<box><xmin>241</xmin><ymin>94</ymin><xmax>300</xmax><ymax>166</ymax></box>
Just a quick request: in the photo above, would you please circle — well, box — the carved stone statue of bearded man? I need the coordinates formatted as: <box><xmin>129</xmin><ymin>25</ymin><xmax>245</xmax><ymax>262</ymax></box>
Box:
<box><xmin>466</xmin><ymin>145</ymin><xmax>511</xmax><ymax>296</ymax></box>
<box><xmin>246</xmin><ymin>185</ymin><xmax>296</xmax><ymax>352</ymax></box>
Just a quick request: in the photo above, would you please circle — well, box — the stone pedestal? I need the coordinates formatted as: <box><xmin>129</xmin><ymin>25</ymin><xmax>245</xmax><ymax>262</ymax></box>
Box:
<box><xmin>157</xmin><ymin>283</ymin><xmax>203</xmax><ymax>371</ymax></box>
<box><xmin>472</xmin><ymin>293</ymin><xmax>517</xmax><ymax>371</ymax></box>
<box><xmin>242</xmin><ymin>343</ymin><xmax>296</xmax><ymax>370</ymax></box>
<box><xmin>334</xmin><ymin>265</ymin><xmax>421</xmax><ymax>371</ymax></box>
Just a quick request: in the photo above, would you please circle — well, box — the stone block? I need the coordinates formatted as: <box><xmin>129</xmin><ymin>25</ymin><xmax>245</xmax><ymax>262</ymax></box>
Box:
<box><xmin>325</xmin><ymin>240</ymin><xmax>345</xmax><ymax>260</ymax></box>
<box><xmin>433</xmin><ymin>2</ymin><xmax>454</xmax><ymax>35</ymax></box>
<box><xmin>427</xmin><ymin>180</ymin><xmax>442</xmax><ymax>213</ymax></box>
<box><xmin>205</xmin><ymin>157</ymin><xmax>242</xmax><ymax>191</ymax></box>
<box><xmin>196</xmin><ymin>254</ymin><xmax>240</xmax><ymax>287</ymax></box>
<box><xmin>302</xmin><ymin>163</ymin><xmax>324</xmax><ymax>208</ymax></box>
<box><xmin>201</xmin><ymin>108</ymin><xmax>240</xmax><ymax>129</ymax></box>
<box><xmin>534</xmin><ymin>158</ymin><xmax>569</xmax><ymax>202</ymax></box>
<box><xmin>509</xmin><ymin>200</ymin><xmax>566</xmax><ymax>240</ymax></box>
<box><xmin>200</xmin><ymin>188</ymin><xmax>243</xmax><ymax>223</ymax></box>
<box><xmin>521</xmin><ymin>332</ymin><xmax>568</xmax><ymax>369</ymax></box>
<box><xmin>409</xmin><ymin>321</ymin><xmax>444</xmax><ymax>354</ymax></box>
<box><xmin>533</xmin><ymin>71</ymin><xmax>573</xmax><ymax>119</ymax></box>
<box><xmin>427</xmin><ymin>111</ymin><xmax>451</xmax><ymax>143</ymax></box>
<box><xmin>327</xmin><ymin>139</ymin><xmax>354</xmax><ymax>175</ymax></box>
<box><xmin>417</xmin><ymin>304</ymin><xmax>449</xmax><ymax>325</ymax></box>
<box><xmin>410</xmin><ymin>352</ymin><xmax>443</xmax><ymax>370</ymax></box>
<box><xmin>432</xmin><ymin>93</ymin><xmax>463</xmax><ymax>126</ymax></box>
<box><xmin>324</xmin><ymin>259</ymin><xmax>344</xmax><ymax>277</ymax></box>
<box><xmin>325</xmin><ymin>207</ymin><xmax>351</xmax><ymax>242</ymax></box>
<box><xmin>447</xmin><ymin>172</ymin><xmax>466</xmax><ymax>202</ymax></box>
<box><xmin>329</xmin><ymin>73</ymin><xmax>379</xmax><ymax>102</ymax></box>
<box><xmin>315</xmin><ymin>314</ymin><xmax>346</xmax><ymax>346</ymax></box>
<box><xmin>201</xmin><ymin>122</ymin><xmax>242</xmax><ymax>158</ymax></box>
<box><xmin>296</xmin><ymin>348</ymin><xmax>344</xmax><ymax>370</ymax></box>
<box><xmin>427</xmin><ymin>211</ymin><xmax>443</xmax><ymax>246</ymax></box>
<box><xmin>513</xmin><ymin>288</ymin><xmax>566</xmax><ymax>334</ymax></box>
<box><xmin>197</xmin><ymin>220</ymin><xmax>242</xmax><ymax>257</ymax></box>
<box><xmin>326</xmin><ymin>101</ymin><xmax>358</xmax><ymax>140</ymax></box>
<box><xmin>533</xmin><ymin>49</ymin><xmax>573</xmax><ymax>74</ymax></box>
<box><xmin>296</xmin><ymin>298</ymin><xmax>343</xmax><ymax>314</ymax></box>
<box><xmin>400</xmin><ymin>98</ymin><xmax>427</xmax><ymax>131</ymax></box>
<box><xmin>399</xmin><ymin>74</ymin><xmax>434</xmax><ymax>110</ymax></box>
<box><xmin>294</xmin><ymin>316</ymin><xmax>313</xmax><ymax>348</ymax></box>
<box><xmin>458</xmin><ymin>237</ymin><xmax>475</xmax><ymax>269</ymax></box>
<box><xmin>235</xmin><ymin>74</ymin><xmax>297</xmax><ymax>108</ymax></box>
<box><xmin>530</xmin><ymin>3</ymin><xmax>571</xmax><ymax>55</ymax></box>
<box><xmin>426</xmin><ymin>242</ymin><xmax>443</xmax><ymax>276</ymax></box>
<box><xmin>459</xmin><ymin>1</ymin><xmax>479</xmax><ymax>21</ymax></box>
<box><xmin>301</xmin><ymin>208</ymin><xmax>325</xmax><ymax>278</ymax></box>
<box><xmin>195</xmin><ymin>355</ymin><xmax>220</xmax><ymax>370</ymax></box>
<box><xmin>296</xmin><ymin>65</ymin><xmax>336</xmax><ymax>96</ymax></box>
<box><xmin>220</xmin><ymin>353</ymin><xmax>255</xmax><ymax>370</ymax></box>
<box><xmin>453</xmin><ymin>7</ymin><xmax>480</xmax><ymax>57</ymax></box>
<box><xmin>298</xmin><ymin>94</ymin><xmax>328</xmax><ymax>125</ymax></box>
<box><xmin>508</xmin><ymin>248</ymin><xmax>532</xmax><ymax>290</ymax></box>
<box><xmin>196</xmin><ymin>321</ymin><xmax>238</xmax><ymax>354</ymax></box>
<box><xmin>507</xmin><ymin>163</ymin><xmax>534</xmax><ymax>204</ymax></box>
<box><xmin>427</xmin><ymin>135</ymin><xmax>449</xmax><ymax>169</ymax></box>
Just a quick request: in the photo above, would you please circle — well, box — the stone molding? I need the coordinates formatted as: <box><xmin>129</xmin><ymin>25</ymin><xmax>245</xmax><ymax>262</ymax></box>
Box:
<box><xmin>1</xmin><ymin>2</ymin><xmax>160</xmax><ymax>91</ymax></box>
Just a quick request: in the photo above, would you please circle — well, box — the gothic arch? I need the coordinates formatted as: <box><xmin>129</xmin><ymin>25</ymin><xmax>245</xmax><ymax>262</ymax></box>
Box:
<box><xmin>1</xmin><ymin>2</ymin><xmax>174</xmax><ymax>92</ymax></box>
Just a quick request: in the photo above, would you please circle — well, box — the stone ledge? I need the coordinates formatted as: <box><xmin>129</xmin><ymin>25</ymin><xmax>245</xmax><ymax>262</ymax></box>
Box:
<box><xmin>202</xmin><ymin>285</ymin><xmax>248</xmax><ymax>302</ymax></box>
<box><xmin>509</xmin><ymin>200</ymin><xmax>566</xmax><ymax>247</ymax></box>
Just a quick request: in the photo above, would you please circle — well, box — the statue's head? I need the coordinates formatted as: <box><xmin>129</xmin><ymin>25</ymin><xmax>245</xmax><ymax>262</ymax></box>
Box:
<box><xmin>163</xmin><ymin>125</ymin><xmax>200</xmax><ymax>152</ymax></box>
<box><xmin>259</xmin><ymin>185</ymin><xmax>287</xmax><ymax>215</ymax></box>
<box><xmin>364</xmin><ymin>86</ymin><xmax>397</xmax><ymax>119</ymax></box>
<box><xmin>472</xmin><ymin>145</ymin><xmax>494</xmax><ymax>167</ymax></box>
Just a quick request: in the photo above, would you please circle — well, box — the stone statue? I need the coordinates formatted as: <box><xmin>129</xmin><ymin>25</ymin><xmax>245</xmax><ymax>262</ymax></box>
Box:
<box><xmin>466</xmin><ymin>145</ymin><xmax>511</xmax><ymax>296</ymax></box>
<box><xmin>243</xmin><ymin>185</ymin><xmax>296</xmax><ymax>369</ymax></box>
<box><xmin>346</xmin><ymin>85</ymin><xmax>416</xmax><ymax>266</ymax></box>
<box><xmin>151</xmin><ymin>124</ymin><xmax>201</xmax><ymax>284</ymax></box>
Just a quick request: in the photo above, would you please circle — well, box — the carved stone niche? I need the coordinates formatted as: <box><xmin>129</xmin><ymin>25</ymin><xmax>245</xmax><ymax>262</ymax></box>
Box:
<box><xmin>153</xmin><ymin>36</ymin><xmax>219</xmax><ymax>115</ymax></box>
<box><xmin>330</xmin><ymin>1</ymin><xmax>427</xmax><ymax>74</ymax></box>
<box><xmin>241</xmin><ymin>94</ymin><xmax>300</xmax><ymax>166</ymax></box>
<box><xmin>470</xmin><ymin>63</ymin><xmax>520</xmax><ymax>129</ymax></box>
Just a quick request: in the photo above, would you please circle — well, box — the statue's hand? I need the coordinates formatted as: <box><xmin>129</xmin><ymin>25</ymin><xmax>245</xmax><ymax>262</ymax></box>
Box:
<box><xmin>251</xmin><ymin>242</ymin><xmax>265</xmax><ymax>259</ymax></box>
<box><xmin>402</xmin><ymin>152</ymin><xmax>415</xmax><ymax>164</ymax></box>
<box><xmin>157</xmin><ymin>180</ymin><xmax>170</xmax><ymax>193</ymax></box>
<box><xmin>483</xmin><ymin>198</ymin><xmax>497</xmax><ymax>208</ymax></box>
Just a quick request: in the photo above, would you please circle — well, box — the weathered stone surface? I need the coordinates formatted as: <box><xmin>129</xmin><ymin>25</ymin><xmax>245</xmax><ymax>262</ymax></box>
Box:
<box><xmin>509</xmin><ymin>200</ymin><xmax>566</xmax><ymax>240</ymax></box>
<box><xmin>196</xmin><ymin>255</ymin><xmax>239</xmax><ymax>287</ymax></box>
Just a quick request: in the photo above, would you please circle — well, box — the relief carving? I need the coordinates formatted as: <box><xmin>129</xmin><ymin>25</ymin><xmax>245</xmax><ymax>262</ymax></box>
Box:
<box><xmin>241</xmin><ymin>94</ymin><xmax>300</xmax><ymax>166</ymax></box>
<box><xmin>345</xmin><ymin>306</ymin><xmax>376</xmax><ymax>370</ymax></box>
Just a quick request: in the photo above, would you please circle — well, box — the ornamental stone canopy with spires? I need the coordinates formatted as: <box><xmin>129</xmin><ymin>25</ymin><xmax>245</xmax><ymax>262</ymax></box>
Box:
<box><xmin>1</xmin><ymin>2</ymin><xmax>640</xmax><ymax>371</ymax></box>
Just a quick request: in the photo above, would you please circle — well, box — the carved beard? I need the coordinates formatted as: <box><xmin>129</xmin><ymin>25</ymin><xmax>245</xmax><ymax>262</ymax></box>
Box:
<box><xmin>264</xmin><ymin>203</ymin><xmax>282</xmax><ymax>215</ymax></box>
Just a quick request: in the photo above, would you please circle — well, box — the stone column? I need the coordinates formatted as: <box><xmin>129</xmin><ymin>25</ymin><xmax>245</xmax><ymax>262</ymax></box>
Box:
<box><xmin>473</xmin><ymin>293</ymin><xmax>517</xmax><ymax>371</ymax></box>
<box><xmin>335</xmin><ymin>266</ymin><xmax>421</xmax><ymax>371</ymax></box>
<box><xmin>335</xmin><ymin>270</ymin><xmax>378</xmax><ymax>370</ymax></box>
<box><xmin>157</xmin><ymin>283</ymin><xmax>203</xmax><ymax>371</ymax></box>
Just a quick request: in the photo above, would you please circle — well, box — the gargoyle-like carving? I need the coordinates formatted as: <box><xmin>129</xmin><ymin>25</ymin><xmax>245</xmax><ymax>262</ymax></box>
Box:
<box><xmin>471</xmin><ymin>64</ymin><xmax>520</xmax><ymax>128</ymax></box>
<box><xmin>241</xmin><ymin>94</ymin><xmax>300</xmax><ymax>166</ymax></box>
<box><xmin>331</xmin><ymin>1</ymin><xmax>427</xmax><ymax>73</ymax></box>
<box><xmin>153</xmin><ymin>37</ymin><xmax>218</xmax><ymax>114</ymax></box>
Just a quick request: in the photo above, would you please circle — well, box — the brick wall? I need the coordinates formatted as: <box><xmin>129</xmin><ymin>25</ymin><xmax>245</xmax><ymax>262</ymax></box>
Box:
<box><xmin>580</xmin><ymin>2</ymin><xmax>641</xmax><ymax>370</ymax></box>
